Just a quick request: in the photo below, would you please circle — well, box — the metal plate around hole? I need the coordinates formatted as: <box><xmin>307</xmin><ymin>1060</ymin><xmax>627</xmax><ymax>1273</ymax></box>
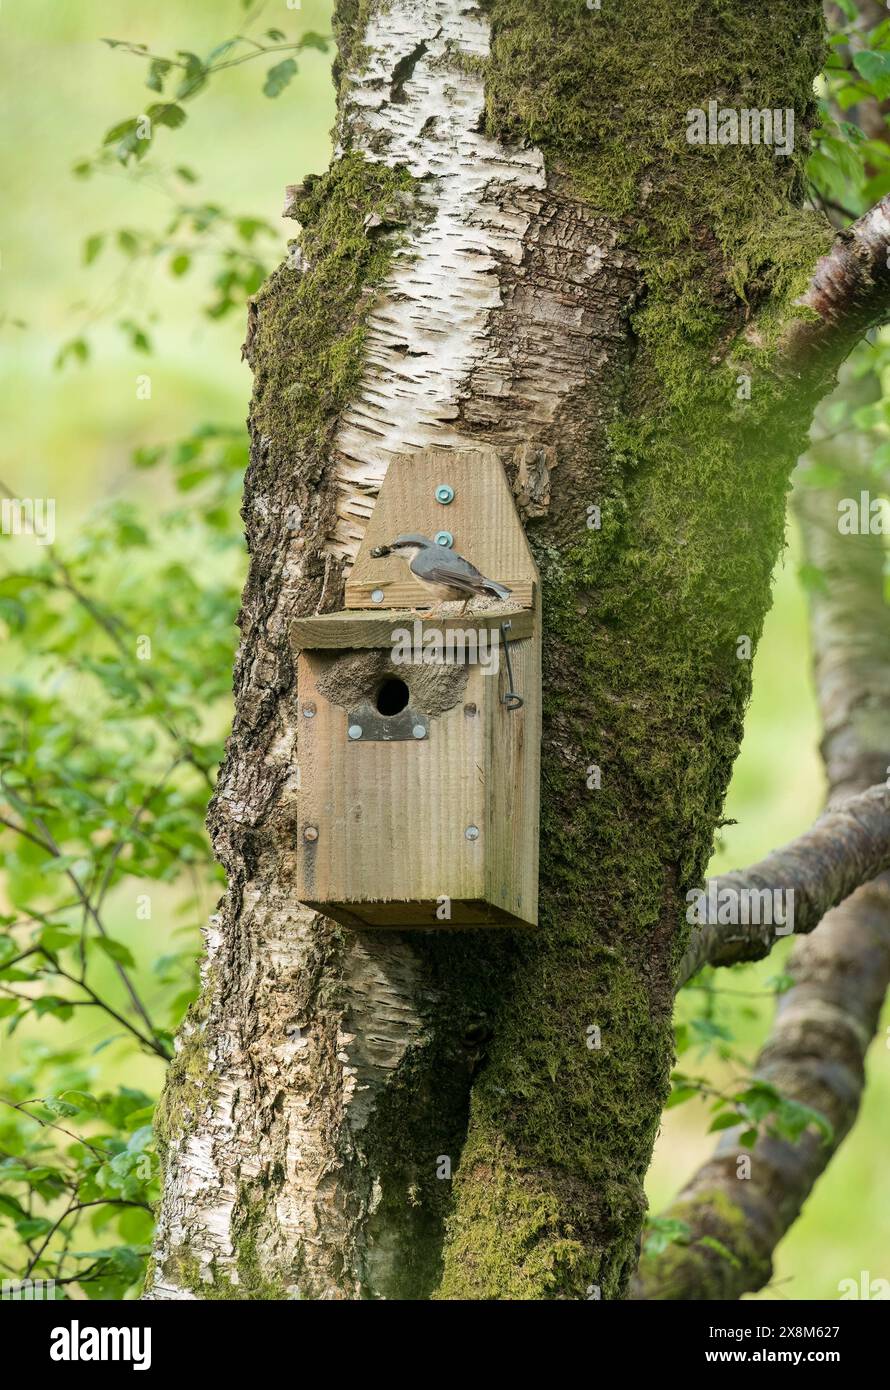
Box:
<box><xmin>345</xmin><ymin>702</ymin><xmax>430</xmax><ymax>742</ymax></box>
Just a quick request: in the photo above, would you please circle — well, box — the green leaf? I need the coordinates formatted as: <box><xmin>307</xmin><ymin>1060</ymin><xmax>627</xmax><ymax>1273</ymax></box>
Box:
<box><xmin>118</xmin><ymin>1206</ymin><xmax>153</xmax><ymax>1243</ymax></box>
<box><xmin>117</xmin><ymin>320</ymin><xmax>152</xmax><ymax>353</ymax></box>
<box><xmin>644</xmin><ymin>1217</ymin><xmax>691</xmax><ymax>1256</ymax></box>
<box><xmin>170</xmin><ymin>253</ymin><xmax>191</xmax><ymax>277</ymax></box>
<box><xmin>147</xmin><ymin>102</ymin><xmax>187</xmax><ymax>130</ymax></box>
<box><xmin>147</xmin><ymin>58</ymin><xmax>171</xmax><ymax>93</ymax></box>
<box><xmin>103</xmin><ymin>118</ymin><xmax>139</xmax><ymax>144</ymax></box>
<box><xmin>117</xmin><ymin>229</ymin><xmax>140</xmax><ymax>256</ymax></box>
<box><xmin>84</xmin><ymin>234</ymin><xmax>105</xmax><ymax>266</ymax></box>
<box><xmin>853</xmin><ymin>50</ymin><xmax>890</xmax><ymax>94</ymax></box>
<box><xmin>42</xmin><ymin>1097</ymin><xmax>81</xmax><ymax>1117</ymax></box>
<box><xmin>54</xmin><ymin>337</ymin><xmax>90</xmax><ymax>370</ymax></box>
<box><xmin>38</xmin><ymin>926</ymin><xmax>80</xmax><ymax>953</ymax></box>
<box><xmin>93</xmin><ymin>936</ymin><xmax>137</xmax><ymax>969</ymax></box>
<box><xmin>122</xmin><ymin>1105</ymin><xmax>155</xmax><ymax>1129</ymax></box>
<box><xmin>300</xmin><ymin>33</ymin><xmax>330</xmax><ymax>52</ymax></box>
<box><xmin>708</xmin><ymin>1111</ymin><xmax>744</xmax><ymax>1133</ymax></box>
<box><xmin>665</xmin><ymin>1084</ymin><xmax>699</xmax><ymax>1108</ymax></box>
<box><xmin>60</xmin><ymin>1090</ymin><xmax>99</xmax><ymax>1114</ymax></box>
<box><xmin>15</xmin><ymin>1216</ymin><xmax>53</xmax><ymax>1239</ymax></box>
<box><xmin>207</xmin><ymin>40</ymin><xmax>238</xmax><ymax>63</ymax></box>
<box><xmin>175</xmin><ymin>52</ymin><xmax>208</xmax><ymax>100</ymax></box>
<box><xmin>33</xmin><ymin>996</ymin><xmax>74</xmax><ymax>1021</ymax></box>
<box><xmin>263</xmin><ymin>58</ymin><xmax>297</xmax><ymax>98</ymax></box>
<box><xmin>133</xmin><ymin>444</ymin><xmax>165</xmax><ymax>469</ymax></box>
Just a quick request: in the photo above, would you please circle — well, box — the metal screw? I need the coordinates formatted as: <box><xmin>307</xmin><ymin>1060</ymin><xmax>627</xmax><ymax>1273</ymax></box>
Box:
<box><xmin>412</xmin><ymin>724</ymin><xmax>426</xmax><ymax>740</ymax></box>
<box><xmin>303</xmin><ymin>826</ymin><xmax>319</xmax><ymax>842</ymax></box>
<box><xmin>371</xmin><ymin>588</ymin><xmax>385</xmax><ymax>604</ymax></box>
<box><xmin>302</xmin><ymin>702</ymin><xmax>316</xmax><ymax>718</ymax></box>
<box><xmin>434</xmin><ymin>530</ymin><xmax>453</xmax><ymax>548</ymax></box>
<box><xmin>465</xmin><ymin>825</ymin><xmax>480</xmax><ymax>841</ymax></box>
<box><xmin>348</xmin><ymin>724</ymin><xmax>363</xmax><ymax>740</ymax></box>
<box><xmin>435</xmin><ymin>484</ymin><xmax>454</xmax><ymax>504</ymax></box>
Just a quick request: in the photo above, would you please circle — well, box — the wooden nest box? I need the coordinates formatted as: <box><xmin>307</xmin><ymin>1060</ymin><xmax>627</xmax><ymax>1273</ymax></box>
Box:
<box><xmin>291</xmin><ymin>448</ymin><xmax>541</xmax><ymax>929</ymax></box>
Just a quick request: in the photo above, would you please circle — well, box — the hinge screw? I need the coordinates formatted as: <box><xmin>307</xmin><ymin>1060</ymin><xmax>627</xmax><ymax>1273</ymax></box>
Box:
<box><xmin>465</xmin><ymin>825</ymin><xmax>480</xmax><ymax>841</ymax></box>
<box><xmin>303</xmin><ymin>826</ymin><xmax>319</xmax><ymax>842</ymax></box>
<box><xmin>435</xmin><ymin>484</ymin><xmax>454</xmax><ymax>504</ymax></box>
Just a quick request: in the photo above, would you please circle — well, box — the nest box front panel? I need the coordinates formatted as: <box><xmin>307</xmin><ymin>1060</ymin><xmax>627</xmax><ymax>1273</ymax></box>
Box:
<box><xmin>296</xmin><ymin>651</ymin><xmax>491</xmax><ymax>917</ymax></box>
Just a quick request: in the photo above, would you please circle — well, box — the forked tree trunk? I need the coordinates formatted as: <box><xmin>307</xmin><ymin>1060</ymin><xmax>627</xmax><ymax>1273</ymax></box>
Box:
<box><xmin>148</xmin><ymin>1</ymin><xmax>854</xmax><ymax>1299</ymax></box>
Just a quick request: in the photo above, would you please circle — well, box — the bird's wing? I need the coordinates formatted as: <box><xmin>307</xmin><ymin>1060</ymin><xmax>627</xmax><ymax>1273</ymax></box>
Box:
<box><xmin>413</xmin><ymin>550</ymin><xmax>493</xmax><ymax>592</ymax></box>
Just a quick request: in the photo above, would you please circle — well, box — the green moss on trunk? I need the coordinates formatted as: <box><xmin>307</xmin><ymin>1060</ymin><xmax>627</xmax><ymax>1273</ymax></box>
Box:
<box><xmin>248</xmin><ymin>152</ymin><xmax>418</xmax><ymax>458</ymax></box>
<box><xmin>437</xmin><ymin>0</ymin><xmax>832</xmax><ymax>1299</ymax></box>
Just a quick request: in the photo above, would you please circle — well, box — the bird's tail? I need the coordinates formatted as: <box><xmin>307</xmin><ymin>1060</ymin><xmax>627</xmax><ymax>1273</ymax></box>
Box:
<box><xmin>485</xmin><ymin>580</ymin><xmax>512</xmax><ymax>601</ymax></box>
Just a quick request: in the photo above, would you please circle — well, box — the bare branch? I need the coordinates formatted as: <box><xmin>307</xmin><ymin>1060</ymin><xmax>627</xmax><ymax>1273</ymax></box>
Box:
<box><xmin>678</xmin><ymin>784</ymin><xmax>890</xmax><ymax>985</ymax></box>
<box><xmin>635</xmin><ymin>373</ymin><xmax>890</xmax><ymax>1300</ymax></box>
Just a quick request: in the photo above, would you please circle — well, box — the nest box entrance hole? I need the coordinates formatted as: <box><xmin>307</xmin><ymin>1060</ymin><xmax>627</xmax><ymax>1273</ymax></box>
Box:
<box><xmin>375</xmin><ymin>677</ymin><xmax>410</xmax><ymax>716</ymax></box>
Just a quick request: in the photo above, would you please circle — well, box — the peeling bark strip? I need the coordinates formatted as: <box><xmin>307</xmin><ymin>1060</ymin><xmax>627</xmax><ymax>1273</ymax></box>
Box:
<box><xmin>635</xmin><ymin>382</ymin><xmax>890</xmax><ymax>1301</ymax></box>
<box><xmin>331</xmin><ymin>2</ymin><xmax>543</xmax><ymax>554</ymax></box>
<box><xmin>679</xmin><ymin>784</ymin><xmax>890</xmax><ymax>984</ymax></box>
<box><xmin>152</xmin><ymin>0</ymin><xmax>890</xmax><ymax>1301</ymax></box>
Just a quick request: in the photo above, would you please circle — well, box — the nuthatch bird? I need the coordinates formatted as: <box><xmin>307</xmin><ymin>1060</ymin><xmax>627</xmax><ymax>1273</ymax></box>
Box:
<box><xmin>376</xmin><ymin>534</ymin><xmax>512</xmax><ymax>611</ymax></box>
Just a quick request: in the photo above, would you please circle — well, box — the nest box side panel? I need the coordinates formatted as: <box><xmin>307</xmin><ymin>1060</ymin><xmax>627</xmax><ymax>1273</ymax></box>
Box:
<box><xmin>345</xmin><ymin>448</ymin><xmax>539</xmax><ymax>610</ymax></box>
<box><xmin>295</xmin><ymin>654</ymin><xmax>488</xmax><ymax>910</ymax></box>
<box><xmin>485</xmin><ymin>624</ymin><xmax>541</xmax><ymax>927</ymax></box>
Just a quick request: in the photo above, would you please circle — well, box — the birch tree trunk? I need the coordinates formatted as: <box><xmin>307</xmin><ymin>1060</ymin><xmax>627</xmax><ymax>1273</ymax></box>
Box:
<box><xmin>147</xmin><ymin>0</ymin><xmax>870</xmax><ymax>1299</ymax></box>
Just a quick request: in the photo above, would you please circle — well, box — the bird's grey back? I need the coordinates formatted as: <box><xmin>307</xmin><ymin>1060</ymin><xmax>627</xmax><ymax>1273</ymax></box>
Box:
<box><xmin>413</xmin><ymin>546</ymin><xmax>511</xmax><ymax>598</ymax></box>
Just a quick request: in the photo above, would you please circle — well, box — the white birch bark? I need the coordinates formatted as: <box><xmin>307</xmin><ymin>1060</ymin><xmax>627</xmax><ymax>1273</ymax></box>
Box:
<box><xmin>148</xmin><ymin>0</ymin><xmax>632</xmax><ymax>1300</ymax></box>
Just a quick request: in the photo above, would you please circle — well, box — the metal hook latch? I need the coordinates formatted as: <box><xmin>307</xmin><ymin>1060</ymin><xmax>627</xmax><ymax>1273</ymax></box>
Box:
<box><xmin>499</xmin><ymin>621</ymin><xmax>524</xmax><ymax>710</ymax></box>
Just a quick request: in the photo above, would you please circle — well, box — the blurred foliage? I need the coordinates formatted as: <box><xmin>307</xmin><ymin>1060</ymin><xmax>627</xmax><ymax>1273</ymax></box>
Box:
<box><xmin>0</xmin><ymin>430</ymin><xmax>245</xmax><ymax>1295</ymax></box>
<box><xmin>0</xmin><ymin>0</ymin><xmax>887</xmax><ymax>1301</ymax></box>
<box><xmin>0</xmin><ymin>1</ymin><xmax>328</xmax><ymax>1301</ymax></box>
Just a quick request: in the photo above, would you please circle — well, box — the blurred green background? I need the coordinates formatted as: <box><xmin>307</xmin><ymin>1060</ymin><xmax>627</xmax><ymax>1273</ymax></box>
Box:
<box><xmin>0</xmin><ymin>0</ymin><xmax>886</xmax><ymax>1300</ymax></box>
